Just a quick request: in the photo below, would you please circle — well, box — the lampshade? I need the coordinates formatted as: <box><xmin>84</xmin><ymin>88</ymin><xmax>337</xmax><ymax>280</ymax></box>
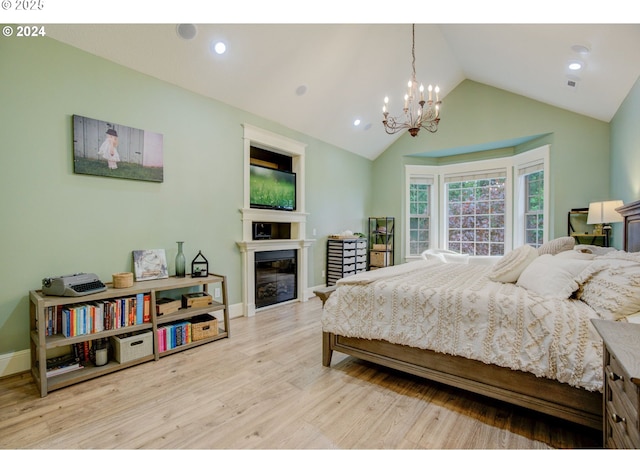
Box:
<box><xmin>586</xmin><ymin>200</ymin><xmax>624</xmax><ymax>224</ymax></box>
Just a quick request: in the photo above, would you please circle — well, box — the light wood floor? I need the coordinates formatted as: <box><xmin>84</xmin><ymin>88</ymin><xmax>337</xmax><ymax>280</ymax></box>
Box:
<box><xmin>0</xmin><ymin>299</ymin><xmax>601</xmax><ymax>449</ymax></box>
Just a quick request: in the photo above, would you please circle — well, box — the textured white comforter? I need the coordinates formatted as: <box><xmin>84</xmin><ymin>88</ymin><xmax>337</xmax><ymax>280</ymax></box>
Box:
<box><xmin>321</xmin><ymin>260</ymin><xmax>603</xmax><ymax>391</ymax></box>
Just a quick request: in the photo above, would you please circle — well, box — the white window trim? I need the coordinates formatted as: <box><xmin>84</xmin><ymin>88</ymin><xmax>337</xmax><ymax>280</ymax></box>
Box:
<box><xmin>439</xmin><ymin>157</ymin><xmax>513</xmax><ymax>254</ymax></box>
<box><xmin>404</xmin><ymin>145</ymin><xmax>549</xmax><ymax>261</ymax></box>
<box><xmin>513</xmin><ymin>145</ymin><xmax>550</xmax><ymax>247</ymax></box>
<box><xmin>405</xmin><ymin>165</ymin><xmax>439</xmax><ymax>259</ymax></box>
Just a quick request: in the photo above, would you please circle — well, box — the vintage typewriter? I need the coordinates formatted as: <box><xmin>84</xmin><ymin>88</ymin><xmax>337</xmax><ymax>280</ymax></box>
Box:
<box><xmin>42</xmin><ymin>273</ymin><xmax>107</xmax><ymax>297</ymax></box>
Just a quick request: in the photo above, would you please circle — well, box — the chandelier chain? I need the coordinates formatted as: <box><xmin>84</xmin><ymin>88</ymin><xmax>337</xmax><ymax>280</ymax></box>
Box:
<box><xmin>411</xmin><ymin>24</ymin><xmax>416</xmax><ymax>81</ymax></box>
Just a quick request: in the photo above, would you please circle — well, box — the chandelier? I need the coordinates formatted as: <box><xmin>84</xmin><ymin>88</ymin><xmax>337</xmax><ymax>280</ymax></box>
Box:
<box><xmin>382</xmin><ymin>24</ymin><xmax>441</xmax><ymax>137</ymax></box>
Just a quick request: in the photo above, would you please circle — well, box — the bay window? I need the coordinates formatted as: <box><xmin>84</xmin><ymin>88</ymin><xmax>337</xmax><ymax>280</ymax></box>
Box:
<box><xmin>405</xmin><ymin>145</ymin><xmax>549</xmax><ymax>259</ymax></box>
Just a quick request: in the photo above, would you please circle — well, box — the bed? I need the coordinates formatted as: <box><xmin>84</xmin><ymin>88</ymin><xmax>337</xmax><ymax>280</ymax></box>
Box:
<box><xmin>322</xmin><ymin>199</ymin><xmax>640</xmax><ymax>430</ymax></box>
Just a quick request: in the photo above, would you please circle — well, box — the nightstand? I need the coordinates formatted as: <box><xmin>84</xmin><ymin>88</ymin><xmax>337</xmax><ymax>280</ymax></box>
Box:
<box><xmin>592</xmin><ymin>319</ymin><xmax>640</xmax><ymax>448</ymax></box>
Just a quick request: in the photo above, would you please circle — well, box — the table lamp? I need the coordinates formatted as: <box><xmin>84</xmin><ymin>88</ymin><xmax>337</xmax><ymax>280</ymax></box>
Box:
<box><xmin>587</xmin><ymin>200</ymin><xmax>624</xmax><ymax>247</ymax></box>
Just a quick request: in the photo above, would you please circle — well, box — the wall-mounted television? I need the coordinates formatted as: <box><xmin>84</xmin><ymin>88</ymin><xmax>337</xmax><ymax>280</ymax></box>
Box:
<box><xmin>250</xmin><ymin>164</ymin><xmax>296</xmax><ymax>211</ymax></box>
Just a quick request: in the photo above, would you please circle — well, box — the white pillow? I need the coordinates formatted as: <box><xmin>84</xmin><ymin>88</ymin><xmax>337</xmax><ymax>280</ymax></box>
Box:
<box><xmin>579</xmin><ymin>256</ymin><xmax>640</xmax><ymax>320</ymax></box>
<box><xmin>537</xmin><ymin>236</ymin><xmax>575</xmax><ymax>256</ymax></box>
<box><xmin>516</xmin><ymin>254</ymin><xmax>594</xmax><ymax>299</ymax></box>
<box><xmin>421</xmin><ymin>249</ymin><xmax>446</xmax><ymax>263</ymax></box>
<box><xmin>442</xmin><ymin>253</ymin><xmax>470</xmax><ymax>264</ymax></box>
<box><xmin>421</xmin><ymin>249</ymin><xmax>469</xmax><ymax>264</ymax></box>
<box><xmin>489</xmin><ymin>245</ymin><xmax>538</xmax><ymax>283</ymax></box>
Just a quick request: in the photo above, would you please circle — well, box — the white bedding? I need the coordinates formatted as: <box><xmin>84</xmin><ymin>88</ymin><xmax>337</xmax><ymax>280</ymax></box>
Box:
<box><xmin>321</xmin><ymin>259</ymin><xmax>604</xmax><ymax>392</ymax></box>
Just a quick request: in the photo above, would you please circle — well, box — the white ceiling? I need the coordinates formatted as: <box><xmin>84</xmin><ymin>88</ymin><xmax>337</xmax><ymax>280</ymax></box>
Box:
<box><xmin>45</xmin><ymin>24</ymin><xmax>640</xmax><ymax>160</ymax></box>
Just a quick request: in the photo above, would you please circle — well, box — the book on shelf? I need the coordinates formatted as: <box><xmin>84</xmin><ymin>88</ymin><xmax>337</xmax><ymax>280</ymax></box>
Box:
<box><xmin>143</xmin><ymin>294</ymin><xmax>151</xmax><ymax>322</ymax></box>
<box><xmin>46</xmin><ymin>353</ymin><xmax>78</xmax><ymax>369</ymax></box>
<box><xmin>136</xmin><ymin>293</ymin><xmax>144</xmax><ymax>325</ymax></box>
<box><xmin>157</xmin><ymin>321</ymin><xmax>192</xmax><ymax>352</ymax></box>
<box><xmin>157</xmin><ymin>327</ymin><xmax>166</xmax><ymax>352</ymax></box>
<box><xmin>46</xmin><ymin>362</ymin><xmax>83</xmax><ymax>378</ymax></box>
<box><xmin>45</xmin><ymin>352</ymin><xmax>83</xmax><ymax>377</ymax></box>
<box><xmin>58</xmin><ymin>293</ymin><xmax>153</xmax><ymax>338</ymax></box>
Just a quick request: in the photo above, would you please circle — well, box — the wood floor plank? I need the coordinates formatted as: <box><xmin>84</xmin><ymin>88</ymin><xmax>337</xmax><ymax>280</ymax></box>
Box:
<box><xmin>0</xmin><ymin>299</ymin><xmax>601</xmax><ymax>448</ymax></box>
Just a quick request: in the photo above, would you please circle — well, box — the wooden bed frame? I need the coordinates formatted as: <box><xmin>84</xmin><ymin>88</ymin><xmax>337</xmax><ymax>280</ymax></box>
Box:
<box><xmin>323</xmin><ymin>199</ymin><xmax>640</xmax><ymax>431</ymax></box>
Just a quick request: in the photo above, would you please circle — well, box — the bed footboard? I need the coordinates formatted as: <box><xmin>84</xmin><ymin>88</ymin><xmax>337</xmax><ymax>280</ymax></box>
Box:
<box><xmin>323</xmin><ymin>331</ymin><xmax>602</xmax><ymax>430</ymax></box>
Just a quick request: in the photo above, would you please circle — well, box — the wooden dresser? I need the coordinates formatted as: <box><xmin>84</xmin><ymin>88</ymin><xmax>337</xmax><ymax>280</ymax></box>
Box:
<box><xmin>592</xmin><ymin>319</ymin><xmax>640</xmax><ymax>448</ymax></box>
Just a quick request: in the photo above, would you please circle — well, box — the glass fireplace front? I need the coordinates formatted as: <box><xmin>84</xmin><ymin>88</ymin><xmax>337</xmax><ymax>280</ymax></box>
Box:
<box><xmin>254</xmin><ymin>249</ymin><xmax>297</xmax><ymax>308</ymax></box>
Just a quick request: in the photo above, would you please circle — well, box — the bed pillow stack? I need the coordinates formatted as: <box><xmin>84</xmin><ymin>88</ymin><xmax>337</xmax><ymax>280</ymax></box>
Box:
<box><xmin>489</xmin><ymin>237</ymin><xmax>640</xmax><ymax>320</ymax></box>
<box><xmin>576</xmin><ymin>252</ymin><xmax>640</xmax><ymax>320</ymax></box>
<box><xmin>537</xmin><ymin>236</ymin><xmax>575</xmax><ymax>256</ymax></box>
<box><xmin>488</xmin><ymin>245</ymin><xmax>539</xmax><ymax>283</ymax></box>
<box><xmin>488</xmin><ymin>237</ymin><xmax>579</xmax><ymax>285</ymax></box>
<box><xmin>515</xmin><ymin>254</ymin><xmax>596</xmax><ymax>299</ymax></box>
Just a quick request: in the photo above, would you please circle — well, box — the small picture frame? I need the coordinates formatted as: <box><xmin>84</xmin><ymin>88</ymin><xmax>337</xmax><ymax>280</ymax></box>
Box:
<box><xmin>132</xmin><ymin>249</ymin><xmax>169</xmax><ymax>281</ymax></box>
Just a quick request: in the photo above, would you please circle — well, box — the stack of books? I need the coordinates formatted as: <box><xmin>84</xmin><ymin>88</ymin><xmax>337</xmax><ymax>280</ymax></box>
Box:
<box><xmin>45</xmin><ymin>353</ymin><xmax>83</xmax><ymax>378</ymax></box>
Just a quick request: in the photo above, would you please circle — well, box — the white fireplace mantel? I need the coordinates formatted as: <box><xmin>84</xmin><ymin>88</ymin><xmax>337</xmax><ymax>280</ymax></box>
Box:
<box><xmin>236</xmin><ymin>238</ymin><xmax>314</xmax><ymax>316</ymax></box>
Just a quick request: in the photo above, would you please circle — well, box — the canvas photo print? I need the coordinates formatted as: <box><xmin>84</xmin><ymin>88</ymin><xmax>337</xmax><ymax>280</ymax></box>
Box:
<box><xmin>73</xmin><ymin>115</ymin><xmax>164</xmax><ymax>182</ymax></box>
<box><xmin>133</xmin><ymin>249</ymin><xmax>169</xmax><ymax>281</ymax></box>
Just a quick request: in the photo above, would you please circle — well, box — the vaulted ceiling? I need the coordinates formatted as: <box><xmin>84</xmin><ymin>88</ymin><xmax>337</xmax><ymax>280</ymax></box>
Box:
<box><xmin>46</xmin><ymin>24</ymin><xmax>640</xmax><ymax>160</ymax></box>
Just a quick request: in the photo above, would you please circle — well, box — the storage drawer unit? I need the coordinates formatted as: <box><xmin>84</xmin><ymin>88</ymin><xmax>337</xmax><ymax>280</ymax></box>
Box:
<box><xmin>326</xmin><ymin>238</ymin><xmax>367</xmax><ymax>286</ymax></box>
<box><xmin>592</xmin><ymin>319</ymin><xmax>640</xmax><ymax>448</ymax></box>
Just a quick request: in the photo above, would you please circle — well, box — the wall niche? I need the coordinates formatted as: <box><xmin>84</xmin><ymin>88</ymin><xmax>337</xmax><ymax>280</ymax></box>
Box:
<box><xmin>250</xmin><ymin>146</ymin><xmax>293</xmax><ymax>171</ymax></box>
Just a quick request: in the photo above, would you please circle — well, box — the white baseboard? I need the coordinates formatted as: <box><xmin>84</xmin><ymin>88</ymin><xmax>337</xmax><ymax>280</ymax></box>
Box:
<box><xmin>0</xmin><ymin>349</ymin><xmax>30</xmax><ymax>378</ymax></box>
<box><xmin>228</xmin><ymin>301</ymin><xmax>244</xmax><ymax>319</ymax></box>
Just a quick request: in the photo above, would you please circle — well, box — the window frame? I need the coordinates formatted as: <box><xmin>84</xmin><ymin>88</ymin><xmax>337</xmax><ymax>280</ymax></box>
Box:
<box><xmin>404</xmin><ymin>145</ymin><xmax>549</xmax><ymax>261</ymax></box>
<box><xmin>444</xmin><ymin>170</ymin><xmax>509</xmax><ymax>256</ymax></box>
<box><xmin>513</xmin><ymin>145</ymin><xmax>550</xmax><ymax>248</ymax></box>
<box><xmin>404</xmin><ymin>165</ymin><xmax>439</xmax><ymax>258</ymax></box>
<box><xmin>440</xmin><ymin>158</ymin><xmax>513</xmax><ymax>256</ymax></box>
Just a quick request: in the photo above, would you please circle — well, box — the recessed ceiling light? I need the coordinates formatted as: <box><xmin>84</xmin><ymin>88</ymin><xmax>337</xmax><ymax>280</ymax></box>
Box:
<box><xmin>353</xmin><ymin>119</ymin><xmax>361</xmax><ymax>126</ymax></box>
<box><xmin>571</xmin><ymin>44</ymin><xmax>590</xmax><ymax>55</ymax></box>
<box><xmin>211</xmin><ymin>41</ymin><xmax>226</xmax><ymax>55</ymax></box>
<box><xmin>295</xmin><ymin>85</ymin><xmax>307</xmax><ymax>96</ymax></box>
<box><xmin>568</xmin><ymin>62</ymin><xmax>582</xmax><ymax>70</ymax></box>
<box><xmin>568</xmin><ymin>60</ymin><xmax>584</xmax><ymax>71</ymax></box>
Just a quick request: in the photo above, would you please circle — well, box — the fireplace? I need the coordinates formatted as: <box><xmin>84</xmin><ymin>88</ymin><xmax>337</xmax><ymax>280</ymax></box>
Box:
<box><xmin>255</xmin><ymin>250</ymin><xmax>297</xmax><ymax>308</ymax></box>
<box><xmin>237</xmin><ymin>124</ymin><xmax>313</xmax><ymax>317</ymax></box>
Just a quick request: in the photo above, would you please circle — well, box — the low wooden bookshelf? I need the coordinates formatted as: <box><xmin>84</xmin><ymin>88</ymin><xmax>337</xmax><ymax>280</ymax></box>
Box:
<box><xmin>29</xmin><ymin>273</ymin><xmax>229</xmax><ymax>397</ymax></box>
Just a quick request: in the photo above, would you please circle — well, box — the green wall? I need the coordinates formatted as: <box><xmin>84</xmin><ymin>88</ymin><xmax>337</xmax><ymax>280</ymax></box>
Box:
<box><xmin>373</xmin><ymin>80</ymin><xmax>612</xmax><ymax>261</ymax></box>
<box><xmin>610</xmin><ymin>76</ymin><xmax>640</xmax><ymax>246</ymax></box>
<box><xmin>0</xmin><ymin>36</ymin><xmax>371</xmax><ymax>358</ymax></box>
<box><xmin>611</xmin><ymin>77</ymin><xmax>640</xmax><ymax>199</ymax></box>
